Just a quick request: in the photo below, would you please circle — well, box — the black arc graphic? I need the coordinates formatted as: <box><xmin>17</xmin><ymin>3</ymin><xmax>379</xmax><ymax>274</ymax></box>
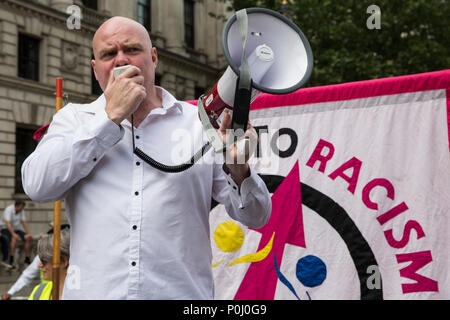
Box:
<box><xmin>210</xmin><ymin>174</ymin><xmax>383</xmax><ymax>299</ymax></box>
<box><xmin>259</xmin><ymin>174</ymin><xmax>383</xmax><ymax>300</ymax></box>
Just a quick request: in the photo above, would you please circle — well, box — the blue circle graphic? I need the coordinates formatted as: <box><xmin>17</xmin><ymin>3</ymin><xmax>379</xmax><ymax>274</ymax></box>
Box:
<box><xmin>296</xmin><ymin>255</ymin><xmax>327</xmax><ymax>288</ymax></box>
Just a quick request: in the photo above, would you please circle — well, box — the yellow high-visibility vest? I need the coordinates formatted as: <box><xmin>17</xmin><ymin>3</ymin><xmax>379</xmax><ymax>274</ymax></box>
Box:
<box><xmin>28</xmin><ymin>281</ymin><xmax>52</xmax><ymax>300</ymax></box>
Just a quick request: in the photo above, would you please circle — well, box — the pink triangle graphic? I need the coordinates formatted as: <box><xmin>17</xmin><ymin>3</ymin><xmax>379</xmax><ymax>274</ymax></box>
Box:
<box><xmin>234</xmin><ymin>161</ymin><xmax>305</xmax><ymax>299</ymax></box>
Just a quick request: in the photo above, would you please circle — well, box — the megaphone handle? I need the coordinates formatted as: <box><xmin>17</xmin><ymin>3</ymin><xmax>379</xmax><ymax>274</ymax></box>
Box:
<box><xmin>231</xmin><ymin>77</ymin><xmax>251</xmax><ymax>135</ymax></box>
<box><xmin>231</xmin><ymin>9</ymin><xmax>252</xmax><ymax>136</ymax></box>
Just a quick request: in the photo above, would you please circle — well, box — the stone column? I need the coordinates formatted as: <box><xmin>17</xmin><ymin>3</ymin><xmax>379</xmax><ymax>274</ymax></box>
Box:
<box><xmin>161</xmin><ymin>73</ymin><xmax>177</xmax><ymax>95</ymax></box>
<box><xmin>194</xmin><ymin>1</ymin><xmax>205</xmax><ymax>54</ymax></box>
<box><xmin>184</xmin><ymin>78</ymin><xmax>196</xmax><ymax>100</ymax></box>
<box><xmin>164</xmin><ymin>0</ymin><xmax>184</xmax><ymax>54</ymax></box>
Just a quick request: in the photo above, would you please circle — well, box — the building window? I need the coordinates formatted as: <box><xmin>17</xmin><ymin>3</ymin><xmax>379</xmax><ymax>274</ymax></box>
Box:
<box><xmin>82</xmin><ymin>0</ymin><xmax>98</xmax><ymax>10</ymax></box>
<box><xmin>18</xmin><ymin>34</ymin><xmax>40</xmax><ymax>81</ymax></box>
<box><xmin>15</xmin><ymin>126</ymin><xmax>38</xmax><ymax>194</ymax></box>
<box><xmin>137</xmin><ymin>0</ymin><xmax>151</xmax><ymax>31</ymax></box>
<box><xmin>184</xmin><ymin>0</ymin><xmax>195</xmax><ymax>48</ymax></box>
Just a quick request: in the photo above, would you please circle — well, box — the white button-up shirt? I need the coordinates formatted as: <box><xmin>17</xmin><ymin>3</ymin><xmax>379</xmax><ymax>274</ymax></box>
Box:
<box><xmin>2</xmin><ymin>204</ymin><xmax>26</xmax><ymax>230</ymax></box>
<box><xmin>22</xmin><ymin>87</ymin><xmax>271</xmax><ymax>299</ymax></box>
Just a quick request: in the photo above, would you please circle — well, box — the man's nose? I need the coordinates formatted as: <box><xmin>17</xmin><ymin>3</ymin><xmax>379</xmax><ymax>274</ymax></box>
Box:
<box><xmin>114</xmin><ymin>50</ymin><xmax>130</xmax><ymax>67</ymax></box>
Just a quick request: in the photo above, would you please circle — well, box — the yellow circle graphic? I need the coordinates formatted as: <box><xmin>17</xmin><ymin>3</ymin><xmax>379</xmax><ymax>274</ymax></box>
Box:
<box><xmin>214</xmin><ymin>221</ymin><xmax>244</xmax><ymax>252</ymax></box>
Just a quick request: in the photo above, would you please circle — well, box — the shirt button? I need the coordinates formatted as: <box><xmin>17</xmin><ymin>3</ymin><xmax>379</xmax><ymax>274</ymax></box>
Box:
<box><xmin>132</xmin><ymin>225</ymin><xmax>137</xmax><ymax>230</ymax></box>
<box><xmin>93</xmin><ymin>158</ymin><xmax>97</xmax><ymax>162</ymax></box>
<box><xmin>136</xmin><ymin>135</ymin><xmax>140</xmax><ymax>139</ymax></box>
<box><xmin>131</xmin><ymin>261</ymin><xmax>136</xmax><ymax>266</ymax></box>
<box><xmin>136</xmin><ymin>161</ymin><xmax>140</xmax><ymax>166</ymax></box>
<box><xmin>135</xmin><ymin>191</ymin><xmax>139</xmax><ymax>196</ymax></box>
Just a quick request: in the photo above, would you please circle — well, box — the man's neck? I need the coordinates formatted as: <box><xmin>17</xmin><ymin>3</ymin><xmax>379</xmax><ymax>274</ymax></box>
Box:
<box><xmin>128</xmin><ymin>86</ymin><xmax>163</xmax><ymax>127</ymax></box>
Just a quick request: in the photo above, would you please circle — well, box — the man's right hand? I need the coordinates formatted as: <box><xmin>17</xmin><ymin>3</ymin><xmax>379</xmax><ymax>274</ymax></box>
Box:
<box><xmin>104</xmin><ymin>65</ymin><xmax>147</xmax><ymax>125</ymax></box>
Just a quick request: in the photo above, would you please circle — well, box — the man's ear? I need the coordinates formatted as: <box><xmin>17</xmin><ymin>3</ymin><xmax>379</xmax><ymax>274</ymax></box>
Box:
<box><xmin>91</xmin><ymin>59</ymin><xmax>98</xmax><ymax>80</ymax></box>
<box><xmin>152</xmin><ymin>47</ymin><xmax>158</xmax><ymax>68</ymax></box>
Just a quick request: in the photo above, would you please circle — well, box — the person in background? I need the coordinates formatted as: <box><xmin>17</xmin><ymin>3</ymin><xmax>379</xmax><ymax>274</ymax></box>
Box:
<box><xmin>28</xmin><ymin>229</ymin><xmax>70</xmax><ymax>300</ymax></box>
<box><xmin>0</xmin><ymin>200</ymin><xmax>33</xmax><ymax>269</ymax></box>
<box><xmin>2</xmin><ymin>255</ymin><xmax>40</xmax><ymax>300</ymax></box>
<box><xmin>2</xmin><ymin>224</ymin><xmax>70</xmax><ymax>300</ymax></box>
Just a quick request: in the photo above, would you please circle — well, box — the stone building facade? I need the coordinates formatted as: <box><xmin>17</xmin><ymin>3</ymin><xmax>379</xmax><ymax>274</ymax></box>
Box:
<box><xmin>0</xmin><ymin>0</ymin><xmax>231</xmax><ymax>294</ymax></box>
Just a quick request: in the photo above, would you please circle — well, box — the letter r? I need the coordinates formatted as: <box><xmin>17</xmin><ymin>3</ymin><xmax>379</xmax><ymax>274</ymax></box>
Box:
<box><xmin>306</xmin><ymin>139</ymin><xmax>335</xmax><ymax>173</ymax></box>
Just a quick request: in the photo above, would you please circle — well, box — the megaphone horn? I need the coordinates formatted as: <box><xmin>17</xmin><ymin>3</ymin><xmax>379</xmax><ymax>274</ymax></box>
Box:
<box><xmin>198</xmin><ymin>7</ymin><xmax>313</xmax><ymax>152</ymax></box>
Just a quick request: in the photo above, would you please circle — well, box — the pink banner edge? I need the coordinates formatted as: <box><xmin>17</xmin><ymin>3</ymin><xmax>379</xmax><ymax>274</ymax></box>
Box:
<box><xmin>186</xmin><ymin>69</ymin><xmax>450</xmax><ymax>152</ymax></box>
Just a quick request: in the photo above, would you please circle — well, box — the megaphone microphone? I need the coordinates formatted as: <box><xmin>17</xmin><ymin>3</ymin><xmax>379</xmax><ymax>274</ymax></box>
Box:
<box><xmin>198</xmin><ymin>7</ymin><xmax>313</xmax><ymax>153</ymax></box>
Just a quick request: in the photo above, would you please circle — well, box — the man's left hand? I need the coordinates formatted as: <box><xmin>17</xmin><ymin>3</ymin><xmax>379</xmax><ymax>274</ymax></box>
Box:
<box><xmin>218</xmin><ymin>110</ymin><xmax>258</xmax><ymax>187</ymax></box>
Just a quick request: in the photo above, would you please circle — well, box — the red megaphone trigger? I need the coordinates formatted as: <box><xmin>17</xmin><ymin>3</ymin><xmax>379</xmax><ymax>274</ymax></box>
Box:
<box><xmin>199</xmin><ymin>83</ymin><xmax>232</xmax><ymax>129</ymax></box>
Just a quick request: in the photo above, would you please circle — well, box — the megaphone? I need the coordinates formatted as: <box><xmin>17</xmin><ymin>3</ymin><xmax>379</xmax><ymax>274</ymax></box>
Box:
<box><xmin>125</xmin><ymin>8</ymin><xmax>313</xmax><ymax>173</ymax></box>
<box><xmin>198</xmin><ymin>7</ymin><xmax>313</xmax><ymax>152</ymax></box>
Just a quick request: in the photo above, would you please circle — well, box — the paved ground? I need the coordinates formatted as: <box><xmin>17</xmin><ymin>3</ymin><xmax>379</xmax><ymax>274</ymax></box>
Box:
<box><xmin>0</xmin><ymin>265</ymin><xmax>40</xmax><ymax>299</ymax></box>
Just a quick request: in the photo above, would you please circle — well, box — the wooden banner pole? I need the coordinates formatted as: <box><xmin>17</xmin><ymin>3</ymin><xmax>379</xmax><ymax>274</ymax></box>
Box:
<box><xmin>51</xmin><ymin>77</ymin><xmax>63</xmax><ymax>300</ymax></box>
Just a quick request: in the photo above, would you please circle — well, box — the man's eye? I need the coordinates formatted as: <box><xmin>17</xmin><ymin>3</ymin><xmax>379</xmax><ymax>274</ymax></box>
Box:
<box><xmin>102</xmin><ymin>52</ymin><xmax>115</xmax><ymax>58</ymax></box>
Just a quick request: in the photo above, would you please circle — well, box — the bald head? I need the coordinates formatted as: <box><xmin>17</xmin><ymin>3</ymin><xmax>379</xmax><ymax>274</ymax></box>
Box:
<box><xmin>90</xmin><ymin>15</ymin><xmax>159</xmax><ymax>93</ymax></box>
<box><xmin>93</xmin><ymin>16</ymin><xmax>152</xmax><ymax>59</ymax></box>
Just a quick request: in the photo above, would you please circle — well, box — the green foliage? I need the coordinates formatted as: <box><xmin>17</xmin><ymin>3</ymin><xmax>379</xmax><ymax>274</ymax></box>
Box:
<box><xmin>216</xmin><ymin>0</ymin><xmax>450</xmax><ymax>87</ymax></box>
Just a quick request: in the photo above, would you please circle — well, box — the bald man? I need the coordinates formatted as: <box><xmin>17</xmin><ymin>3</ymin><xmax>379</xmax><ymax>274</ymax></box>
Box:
<box><xmin>22</xmin><ymin>17</ymin><xmax>271</xmax><ymax>299</ymax></box>
<box><xmin>92</xmin><ymin>17</ymin><xmax>159</xmax><ymax>128</ymax></box>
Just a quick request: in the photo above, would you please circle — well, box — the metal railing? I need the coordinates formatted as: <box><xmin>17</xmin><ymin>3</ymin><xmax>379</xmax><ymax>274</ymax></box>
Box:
<box><xmin>81</xmin><ymin>6</ymin><xmax>110</xmax><ymax>27</ymax></box>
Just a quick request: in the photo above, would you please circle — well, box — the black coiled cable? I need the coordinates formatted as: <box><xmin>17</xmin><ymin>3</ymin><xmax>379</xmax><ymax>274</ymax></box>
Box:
<box><xmin>131</xmin><ymin>115</ymin><xmax>212</xmax><ymax>173</ymax></box>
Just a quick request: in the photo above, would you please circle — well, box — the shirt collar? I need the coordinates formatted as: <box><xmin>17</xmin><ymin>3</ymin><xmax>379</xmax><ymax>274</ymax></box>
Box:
<box><xmin>155</xmin><ymin>86</ymin><xmax>183</xmax><ymax>114</ymax></box>
<box><xmin>77</xmin><ymin>94</ymin><xmax>106</xmax><ymax>114</ymax></box>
